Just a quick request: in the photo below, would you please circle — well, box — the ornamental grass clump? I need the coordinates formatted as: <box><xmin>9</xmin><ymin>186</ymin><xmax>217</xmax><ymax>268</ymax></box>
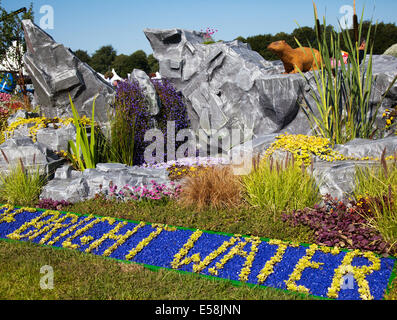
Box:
<box><xmin>178</xmin><ymin>165</ymin><xmax>243</xmax><ymax>210</ymax></box>
<box><xmin>0</xmin><ymin>159</ymin><xmax>45</xmax><ymax>206</ymax></box>
<box><xmin>241</xmin><ymin>154</ymin><xmax>321</xmax><ymax>221</ymax></box>
<box><xmin>353</xmin><ymin>150</ymin><xmax>397</xmax><ymax>247</ymax></box>
<box><xmin>106</xmin><ymin>80</ymin><xmax>151</xmax><ymax>166</ymax></box>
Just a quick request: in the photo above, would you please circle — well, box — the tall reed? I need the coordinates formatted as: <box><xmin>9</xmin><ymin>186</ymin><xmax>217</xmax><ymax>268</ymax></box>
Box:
<box><xmin>297</xmin><ymin>2</ymin><xmax>397</xmax><ymax>146</ymax></box>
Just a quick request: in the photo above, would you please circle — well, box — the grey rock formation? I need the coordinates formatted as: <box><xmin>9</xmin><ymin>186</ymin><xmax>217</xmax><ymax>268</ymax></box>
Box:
<box><xmin>22</xmin><ymin>19</ymin><xmax>115</xmax><ymax>124</ymax></box>
<box><xmin>0</xmin><ymin>138</ymin><xmax>65</xmax><ymax>176</ymax></box>
<box><xmin>129</xmin><ymin>69</ymin><xmax>160</xmax><ymax>116</ymax></box>
<box><xmin>145</xmin><ymin>28</ymin><xmax>397</xmax><ymax>152</ymax></box>
<box><xmin>40</xmin><ymin>163</ymin><xmax>171</xmax><ymax>203</ymax></box>
<box><xmin>384</xmin><ymin>43</ymin><xmax>397</xmax><ymax>58</ymax></box>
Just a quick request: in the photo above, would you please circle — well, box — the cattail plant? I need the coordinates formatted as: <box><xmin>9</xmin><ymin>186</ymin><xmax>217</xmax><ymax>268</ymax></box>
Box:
<box><xmin>296</xmin><ymin>1</ymin><xmax>397</xmax><ymax>145</ymax></box>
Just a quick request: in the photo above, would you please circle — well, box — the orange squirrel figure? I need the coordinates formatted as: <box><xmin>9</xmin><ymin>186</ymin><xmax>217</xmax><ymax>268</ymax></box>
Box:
<box><xmin>267</xmin><ymin>40</ymin><xmax>322</xmax><ymax>74</ymax></box>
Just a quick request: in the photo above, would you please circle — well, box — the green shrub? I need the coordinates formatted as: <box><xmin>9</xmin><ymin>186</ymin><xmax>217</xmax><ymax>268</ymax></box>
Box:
<box><xmin>241</xmin><ymin>154</ymin><xmax>321</xmax><ymax>221</ymax></box>
<box><xmin>0</xmin><ymin>160</ymin><xmax>45</xmax><ymax>206</ymax></box>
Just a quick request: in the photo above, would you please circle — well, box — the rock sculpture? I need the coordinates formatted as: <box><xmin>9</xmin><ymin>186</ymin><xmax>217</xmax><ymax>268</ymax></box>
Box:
<box><xmin>22</xmin><ymin>19</ymin><xmax>115</xmax><ymax>124</ymax></box>
<box><xmin>144</xmin><ymin>28</ymin><xmax>397</xmax><ymax>153</ymax></box>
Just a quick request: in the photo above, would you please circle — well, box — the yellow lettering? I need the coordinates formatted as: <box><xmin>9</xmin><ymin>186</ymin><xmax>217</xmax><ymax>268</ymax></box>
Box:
<box><xmin>285</xmin><ymin>244</ymin><xmax>323</xmax><ymax>294</ymax></box>
<box><xmin>125</xmin><ymin>224</ymin><xmax>166</xmax><ymax>260</ymax></box>
<box><xmin>327</xmin><ymin>250</ymin><xmax>381</xmax><ymax>300</ymax></box>
<box><xmin>257</xmin><ymin>240</ymin><xmax>288</xmax><ymax>284</ymax></box>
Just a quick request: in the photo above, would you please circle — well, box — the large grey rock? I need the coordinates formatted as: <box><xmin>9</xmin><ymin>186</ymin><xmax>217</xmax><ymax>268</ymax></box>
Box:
<box><xmin>22</xmin><ymin>19</ymin><xmax>115</xmax><ymax>124</ymax></box>
<box><xmin>145</xmin><ymin>28</ymin><xmax>397</xmax><ymax>151</ymax></box>
<box><xmin>0</xmin><ymin>137</ymin><xmax>65</xmax><ymax>176</ymax></box>
<box><xmin>384</xmin><ymin>44</ymin><xmax>397</xmax><ymax>58</ymax></box>
<box><xmin>129</xmin><ymin>69</ymin><xmax>160</xmax><ymax>116</ymax></box>
<box><xmin>40</xmin><ymin>163</ymin><xmax>171</xmax><ymax>203</ymax></box>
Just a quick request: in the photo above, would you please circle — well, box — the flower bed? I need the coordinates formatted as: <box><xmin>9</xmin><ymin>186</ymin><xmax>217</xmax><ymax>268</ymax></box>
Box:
<box><xmin>0</xmin><ymin>205</ymin><xmax>395</xmax><ymax>300</ymax></box>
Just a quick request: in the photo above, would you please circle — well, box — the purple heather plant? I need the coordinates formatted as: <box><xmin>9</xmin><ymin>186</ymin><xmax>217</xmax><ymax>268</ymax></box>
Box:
<box><xmin>113</xmin><ymin>79</ymin><xmax>151</xmax><ymax>166</ymax></box>
<box><xmin>151</xmin><ymin>78</ymin><xmax>190</xmax><ymax>161</ymax></box>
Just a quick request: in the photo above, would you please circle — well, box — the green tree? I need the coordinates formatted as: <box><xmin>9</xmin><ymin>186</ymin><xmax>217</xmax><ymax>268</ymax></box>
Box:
<box><xmin>73</xmin><ymin>49</ymin><xmax>91</xmax><ymax>65</ymax></box>
<box><xmin>0</xmin><ymin>2</ymin><xmax>33</xmax><ymax>107</ymax></box>
<box><xmin>129</xmin><ymin>50</ymin><xmax>150</xmax><ymax>74</ymax></box>
<box><xmin>0</xmin><ymin>3</ymin><xmax>33</xmax><ymax>72</ymax></box>
<box><xmin>90</xmin><ymin>45</ymin><xmax>117</xmax><ymax>74</ymax></box>
<box><xmin>147</xmin><ymin>53</ymin><xmax>159</xmax><ymax>74</ymax></box>
<box><xmin>234</xmin><ymin>36</ymin><xmax>247</xmax><ymax>43</ymax></box>
<box><xmin>111</xmin><ymin>54</ymin><xmax>134</xmax><ymax>78</ymax></box>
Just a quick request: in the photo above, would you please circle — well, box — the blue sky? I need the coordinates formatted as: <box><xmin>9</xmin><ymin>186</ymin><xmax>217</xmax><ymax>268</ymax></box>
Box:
<box><xmin>2</xmin><ymin>0</ymin><xmax>397</xmax><ymax>56</ymax></box>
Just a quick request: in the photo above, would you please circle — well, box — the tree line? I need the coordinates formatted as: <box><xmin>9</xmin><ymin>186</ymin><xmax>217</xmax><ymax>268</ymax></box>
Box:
<box><xmin>73</xmin><ymin>46</ymin><xmax>159</xmax><ymax>78</ymax></box>
<box><xmin>75</xmin><ymin>20</ymin><xmax>397</xmax><ymax>78</ymax></box>
<box><xmin>236</xmin><ymin>21</ymin><xmax>397</xmax><ymax>61</ymax></box>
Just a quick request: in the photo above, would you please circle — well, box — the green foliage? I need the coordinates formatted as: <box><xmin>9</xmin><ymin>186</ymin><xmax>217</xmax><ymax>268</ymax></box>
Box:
<box><xmin>353</xmin><ymin>154</ymin><xmax>397</xmax><ymax>247</ymax></box>
<box><xmin>111</xmin><ymin>54</ymin><xmax>133</xmax><ymax>78</ymax></box>
<box><xmin>147</xmin><ymin>54</ymin><xmax>159</xmax><ymax>74</ymax></box>
<box><xmin>236</xmin><ymin>21</ymin><xmax>397</xmax><ymax>61</ymax></box>
<box><xmin>128</xmin><ymin>50</ymin><xmax>150</xmax><ymax>74</ymax></box>
<box><xmin>107</xmin><ymin>101</ymin><xmax>137</xmax><ymax>166</ymax></box>
<box><xmin>67</xmin><ymin>95</ymin><xmax>97</xmax><ymax>171</ymax></box>
<box><xmin>73</xmin><ymin>49</ymin><xmax>91</xmax><ymax>65</ymax></box>
<box><xmin>0</xmin><ymin>160</ymin><xmax>45</xmax><ymax>206</ymax></box>
<box><xmin>89</xmin><ymin>45</ymin><xmax>117</xmax><ymax>74</ymax></box>
<box><xmin>241</xmin><ymin>155</ymin><xmax>321</xmax><ymax>221</ymax></box>
<box><xmin>111</xmin><ymin>50</ymin><xmax>150</xmax><ymax>78</ymax></box>
<box><xmin>0</xmin><ymin>2</ymin><xmax>33</xmax><ymax>72</ymax></box>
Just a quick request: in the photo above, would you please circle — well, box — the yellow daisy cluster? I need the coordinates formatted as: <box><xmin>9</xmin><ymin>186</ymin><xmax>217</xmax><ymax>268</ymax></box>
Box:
<box><xmin>192</xmin><ymin>237</ymin><xmax>240</xmax><ymax>274</ymax></box>
<box><xmin>257</xmin><ymin>239</ymin><xmax>289</xmax><ymax>284</ymax></box>
<box><xmin>167</xmin><ymin>165</ymin><xmax>201</xmax><ymax>181</ymax></box>
<box><xmin>382</xmin><ymin>107</ymin><xmax>396</xmax><ymax>133</ymax></box>
<box><xmin>86</xmin><ymin>220</ymin><xmax>129</xmax><ymax>254</ymax></box>
<box><xmin>1</xmin><ymin>115</ymin><xmax>91</xmax><ymax>144</ymax></box>
<box><xmin>209</xmin><ymin>240</ymin><xmax>248</xmax><ymax>276</ymax></box>
<box><xmin>327</xmin><ymin>249</ymin><xmax>381</xmax><ymax>300</ymax></box>
<box><xmin>50</xmin><ymin>215</ymin><xmax>96</xmax><ymax>247</ymax></box>
<box><xmin>262</xmin><ymin>133</ymin><xmax>388</xmax><ymax>166</ymax></box>
<box><xmin>80</xmin><ymin>235</ymin><xmax>94</xmax><ymax>245</ymax></box>
<box><xmin>285</xmin><ymin>244</ymin><xmax>324</xmax><ymax>294</ymax></box>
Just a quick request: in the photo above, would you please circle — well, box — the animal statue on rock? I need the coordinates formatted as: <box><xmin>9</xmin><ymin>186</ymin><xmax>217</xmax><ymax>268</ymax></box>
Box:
<box><xmin>267</xmin><ymin>40</ymin><xmax>322</xmax><ymax>74</ymax></box>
